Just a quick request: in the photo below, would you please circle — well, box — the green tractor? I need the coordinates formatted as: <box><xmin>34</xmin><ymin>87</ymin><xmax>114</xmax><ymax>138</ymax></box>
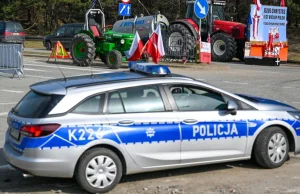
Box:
<box><xmin>71</xmin><ymin>9</ymin><xmax>135</xmax><ymax>69</ymax></box>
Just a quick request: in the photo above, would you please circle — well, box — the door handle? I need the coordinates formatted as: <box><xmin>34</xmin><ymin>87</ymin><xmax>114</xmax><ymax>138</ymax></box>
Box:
<box><xmin>183</xmin><ymin>119</ymin><xmax>198</xmax><ymax>124</ymax></box>
<box><xmin>118</xmin><ymin>120</ymin><xmax>135</xmax><ymax>125</ymax></box>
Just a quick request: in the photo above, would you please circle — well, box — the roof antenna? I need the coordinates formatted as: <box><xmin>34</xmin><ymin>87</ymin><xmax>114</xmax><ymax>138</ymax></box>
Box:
<box><xmin>56</xmin><ymin>63</ymin><xmax>67</xmax><ymax>82</ymax></box>
<box><xmin>46</xmin><ymin>49</ymin><xmax>67</xmax><ymax>82</ymax></box>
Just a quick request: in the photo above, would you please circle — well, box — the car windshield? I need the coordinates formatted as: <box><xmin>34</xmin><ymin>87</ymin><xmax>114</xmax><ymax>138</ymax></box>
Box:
<box><xmin>12</xmin><ymin>90</ymin><xmax>64</xmax><ymax>118</ymax></box>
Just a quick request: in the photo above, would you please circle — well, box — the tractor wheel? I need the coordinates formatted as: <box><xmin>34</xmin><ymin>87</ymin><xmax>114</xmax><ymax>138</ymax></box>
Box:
<box><xmin>71</xmin><ymin>33</ymin><xmax>95</xmax><ymax>67</ymax></box>
<box><xmin>211</xmin><ymin>33</ymin><xmax>237</xmax><ymax>62</ymax></box>
<box><xmin>166</xmin><ymin>23</ymin><xmax>196</xmax><ymax>57</ymax></box>
<box><xmin>106</xmin><ymin>50</ymin><xmax>122</xmax><ymax>69</ymax></box>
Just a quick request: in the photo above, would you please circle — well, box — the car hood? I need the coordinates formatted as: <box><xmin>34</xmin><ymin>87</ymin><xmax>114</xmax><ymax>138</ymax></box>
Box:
<box><xmin>236</xmin><ymin>94</ymin><xmax>298</xmax><ymax>111</ymax></box>
<box><xmin>44</xmin><ymin>34</ymin><xmax>54</xmax><ymax>40</ymax></box>
<box><xmin>214</xmin><ymin>20</ymin><xmax>247</xmax><ymax>28</ymax></box>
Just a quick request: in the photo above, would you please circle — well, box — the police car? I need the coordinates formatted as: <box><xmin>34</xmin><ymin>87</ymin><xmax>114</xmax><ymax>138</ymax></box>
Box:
<box><xmin>3</xmin><ymin>63</ymin><xmax>300</xmax><ymax>193</ymax></box>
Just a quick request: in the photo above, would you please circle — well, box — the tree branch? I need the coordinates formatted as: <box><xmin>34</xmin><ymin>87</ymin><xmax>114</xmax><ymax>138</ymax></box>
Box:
<box><xmin>136</xmin><ymin>0</ymin><xmax>150</xmax><ymax>15</ymax></box>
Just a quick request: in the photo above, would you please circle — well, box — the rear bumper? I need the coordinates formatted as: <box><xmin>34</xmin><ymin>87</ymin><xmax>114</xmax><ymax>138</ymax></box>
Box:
<box><xmin>3</xmin><ymin>131</ymin><xmax>82</xmax><ymax>178</ymax></box>
<box><xmin>0</xmin><ymin>36</ymin><xmax>25</xmax><ymax>44</ymax></box>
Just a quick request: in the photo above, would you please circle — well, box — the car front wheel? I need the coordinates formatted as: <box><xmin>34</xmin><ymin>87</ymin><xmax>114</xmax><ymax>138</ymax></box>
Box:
<box><xmin>46</xmin><ymin>41</ymin><xmax>52</xmax><ymax>50</ymax></box>
<box><xmin>253</xmin><ymin>126</ymin><xmax>289</xmax><ymax>169</ymax></box>
<box><xmin>75</xmin><ymin>148</ymin><xmax>123</xmax><ymax>193</ymax></box>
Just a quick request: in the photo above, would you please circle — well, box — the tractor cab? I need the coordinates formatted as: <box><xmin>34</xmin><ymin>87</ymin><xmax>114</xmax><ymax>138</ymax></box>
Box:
<box><xmin>84</xmin><ymin>9</ymin><xmax>106</xmax><ymax>38</ymax></box>
<box><xmin>185</xmin><ymin>0</ymin><xmax>226</xmax><ymax>36</ymax></box>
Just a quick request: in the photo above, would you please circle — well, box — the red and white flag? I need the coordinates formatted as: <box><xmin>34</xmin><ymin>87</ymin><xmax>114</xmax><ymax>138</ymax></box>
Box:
<box><xmin>145</xmin><ymin>25</ymin><xmax>165</xmax><ymax>64</ymax></box>
<box><xmin>280</xmin><ymin>0</ymin><xmax>285</xmax><ymax>6</ymax></box>
<box><xmin>253</xmin><ymin>0</ymin><xmax>261</xmax><ymax>11</ymax></box>
<box><xmin>126</xmin><ymin>31</ymin><xmax>144</xmax><ymax>61</ymax></box>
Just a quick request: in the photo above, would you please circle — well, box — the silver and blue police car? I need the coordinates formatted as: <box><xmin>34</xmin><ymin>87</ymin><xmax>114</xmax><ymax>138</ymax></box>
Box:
<box><xmin>3</xmin><ymin>63</ymin><xmax>300</xmax><ymax>193</ymax></box>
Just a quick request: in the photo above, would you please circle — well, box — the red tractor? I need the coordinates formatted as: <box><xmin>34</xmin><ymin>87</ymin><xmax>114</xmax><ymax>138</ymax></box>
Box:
<box><xmin>166</xmin><ymin>0</ymin><xmax>247</xmax><ymax>62</ymax></box>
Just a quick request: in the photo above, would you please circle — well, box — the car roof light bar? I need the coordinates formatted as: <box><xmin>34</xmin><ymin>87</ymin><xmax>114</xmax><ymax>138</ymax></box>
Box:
<box><xmin>129</xmin><ymin>62</ymin><xmax>171</xmax><ymax>76</ymax></box>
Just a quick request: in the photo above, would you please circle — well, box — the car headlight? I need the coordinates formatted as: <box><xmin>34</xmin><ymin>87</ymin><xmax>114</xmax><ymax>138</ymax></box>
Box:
<box><xmin>120</xmin><ymin>39</ymin><xmax>125</xmax><ymax>44</ymax></box>
<box><xmin>288</xmin><ymin>111</ymin><xmax>300</xmax><ymax>120</ymax></box>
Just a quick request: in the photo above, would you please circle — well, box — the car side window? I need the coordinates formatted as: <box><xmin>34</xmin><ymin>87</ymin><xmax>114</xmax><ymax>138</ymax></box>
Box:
<box><xmin>72</xmin><ymin>94</ymin><xmax>104</xmax><ymax>114</ymax></box>
<box><xmin>107</xmin><ymin>92</ymin><xmax>125</xmax><ymax>114</ymax></box>
<box><xmin>56</xmin><ymin>27</ymin><xmax>66</xmax><ymax>36</ymax></box>
<box><xmin>170</xmin><ymin>85</ymin><xmax>227</xmax><ymax>111</ymax></box>
<box><xmin>74</xmin><ymin>26</ymin><xmax>83</xmax><ymax>34</ymax></box>
<box><xmin>65</xmin><ymin>26</ymin><xmax>74</xmax><ymax>35</ymax></box>
<box><xmin>107</xmin><ymin>85</ymin><xmax>165</xmax><ymax>114</ymax></box>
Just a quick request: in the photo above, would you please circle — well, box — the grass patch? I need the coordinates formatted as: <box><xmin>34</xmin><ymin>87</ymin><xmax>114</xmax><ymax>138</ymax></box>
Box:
<box><xmin>24</xmin><ymin>41</ymin><xmax>44</xmax><ymax>49</ymax></box>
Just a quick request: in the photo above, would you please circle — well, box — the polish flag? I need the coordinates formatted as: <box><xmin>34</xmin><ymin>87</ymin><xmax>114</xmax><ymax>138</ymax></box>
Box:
<box><xmin>253</xmin><ymin>0</ymin><xmax>261</xmax><ymax>11</ymax></box>
<box><xmin>126</xmin><ymin>31</ymin><xmax>144</xmax><ymax>61</ymax></box>
<box><xmin>280</xmin><ymin>0</ymin><xmax>285</xmax><ymax>6</ymax></box>
<box><xmin>145</xmin><ymin>25</ymin><xmax>165</xmax><ymax>64</ymax></box>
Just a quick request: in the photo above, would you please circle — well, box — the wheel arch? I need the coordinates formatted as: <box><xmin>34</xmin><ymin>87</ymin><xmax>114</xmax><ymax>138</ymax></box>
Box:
<box><xmin>74</xmin><ymin>143</ymin><xmax>127</xmax><ymax>177</ymax></box>
<box><xmin>250</xmin><ymin>123</ymin><xmax>296</xmax><ymax>156</ymax></box>
<box><xmin>211</xmin><ymin>30</ymin><xmax>226</xmax><ymax>37</ymax></box>
<box><xmin>169</xmin><ymin>20</ymin><xmax>198</xmax><ymax>38</ymax></box>
<box><xmin>78</xmin><ymin>30</ymin><xmax>95</xmax><ymax>41</ymax></box>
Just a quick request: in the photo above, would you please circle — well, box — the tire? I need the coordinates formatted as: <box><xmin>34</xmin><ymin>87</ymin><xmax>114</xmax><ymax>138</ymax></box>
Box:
<box><xmin>75</xmin><ymin>148</ymin><xmax>123</xmax><ymax>194</ymax></box>
<box><xmin>253</xmin><ymin>126</ymin><xmax>289</xmax><ymax>169</ymax></box>
<box><xmin>166</xmin><ymin>23</ymin><xmax>196</xmax><ymax>57</ymax></box>
<box><xmin>71</xmin><ymin>33</ymin><xmax>95</xmax><ymax>67</ymax></box>
<box><xmin>211</xmin><ymin>33</ymin><xmax>237</xmax><ymax>62</ymax></box>
<box><xmin>46</xmin><ymin>41</ymin><xmax>52</xmax><ymax>50</ymax></box>
<box><xmin>106</xmin><ymin>50</ymin><xmax>122</xmax><ymax>69</ymax></box>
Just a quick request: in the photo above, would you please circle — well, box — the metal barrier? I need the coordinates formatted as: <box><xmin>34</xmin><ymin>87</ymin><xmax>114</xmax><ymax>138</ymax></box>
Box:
<box><xmin>162</xmin><ymin>29</ymin><xmax>197</xmax><ymax>63</ymax></box>
<box><xmin>0</xmin><ymin>44</ymin><xmax>24</xmax><ymax>78</ymax></box>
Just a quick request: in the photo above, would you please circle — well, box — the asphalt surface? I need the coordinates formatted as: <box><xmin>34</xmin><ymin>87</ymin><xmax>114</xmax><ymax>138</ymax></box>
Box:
<box><xmin>1</xmin><ymin>56</ymin><xmax>300</xmax><ymax>193</ymax></box>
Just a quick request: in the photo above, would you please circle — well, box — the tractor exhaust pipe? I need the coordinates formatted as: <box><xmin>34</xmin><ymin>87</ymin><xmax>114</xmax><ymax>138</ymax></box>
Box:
<box><xmin>132</xmin><ymin>15</ymin><xmax>138</xmax><ymax>34</ymax></box>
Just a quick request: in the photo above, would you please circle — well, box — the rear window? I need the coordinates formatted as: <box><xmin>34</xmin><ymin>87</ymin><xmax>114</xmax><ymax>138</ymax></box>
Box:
<box><xmin>0</xmin><ymin>23</ymin><xmax>4</xmax><ymax>33</ymax></box>
<box><xmin>12</xmin><ymin>91</ymin><xmax>64</xmax><ymax>118</ymax></box>
<box><xmin>5</xmin><ymin>22</ymin><xmax>24</xmax><ymax>32</ymax></box>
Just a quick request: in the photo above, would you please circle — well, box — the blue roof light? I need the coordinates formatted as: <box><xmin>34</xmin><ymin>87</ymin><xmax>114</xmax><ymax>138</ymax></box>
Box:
<box><xmin>128</xmin><ymin>62</ymin><xmax>171</xmax><ymax>76</ymax></box>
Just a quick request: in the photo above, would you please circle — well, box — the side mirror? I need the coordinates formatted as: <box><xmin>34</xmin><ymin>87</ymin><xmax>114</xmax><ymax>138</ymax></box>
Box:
<box><xmin>227</xmin><ymin>100</ymin><xmax>238</xmax><ymax>115</ymax></box>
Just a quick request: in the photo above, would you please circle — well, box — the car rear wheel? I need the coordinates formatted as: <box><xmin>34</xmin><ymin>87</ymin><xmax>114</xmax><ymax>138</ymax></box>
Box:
<box><xmin>253</xmin><ymin>126</ymin><xmax>289</xmax><ymax>169</ymax></box>
<box><xmin>75</xmin><ymin>148</ymin><xmax>122</xmax><ymax>193</ymax></box>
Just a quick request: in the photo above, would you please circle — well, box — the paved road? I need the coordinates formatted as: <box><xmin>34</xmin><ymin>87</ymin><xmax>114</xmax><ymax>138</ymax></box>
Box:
<box><xmin>0</xmin><ymin>57</ymin><xmax>300</xmax><ymax>193</ymax></box>
<box><xmin>24</xmin><ymin>48</ymin><xmax>50</xmax><ymax>54</ymax></box>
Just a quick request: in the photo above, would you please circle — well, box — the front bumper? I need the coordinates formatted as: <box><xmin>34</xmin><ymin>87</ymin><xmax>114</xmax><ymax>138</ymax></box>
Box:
<box><xmin>3</xmin><ymin>131</ymin><xmax>82</xmax><ymax>178</ymax></box>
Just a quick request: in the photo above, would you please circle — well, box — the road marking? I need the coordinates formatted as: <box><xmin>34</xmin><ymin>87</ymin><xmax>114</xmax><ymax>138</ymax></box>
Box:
<box><xmin>0</xmin><ymin>164</ymin><xmax>15</xmax><ymax>171</ymax></box>
<box><xmin>25</xmin><ymin>63</ymin><xmax>107</xmax><ymax>72</ymax></box>
<box><xmin>283</xmin><ymin>86</ymin><xmax>293</xmax><ymax>89</ymax></box>
<box><xmin>25</xmin><ymin>74</ymin><xmax>55</xmax><ymax>79</ymax></box>
<box><xmin>25</xmin><ymin>68</ymin><xmax>49</xmax><ymax>72</ymax></box>
<box><xmin>0</xmin><ymin>102</ymin><xmax>17</xmax><ymax>105</ymax></box>
<box><xmin>292</xmin><ymin>102</ymin><xmax>300</xmax><ymax>104</ymax></box>
<box><xmin>1</xmin><ymin>89</ymin><xmax>24</xmax><ymax>93</ymax></box>
<box><xmin>0</xmin><ymin>112</ymin><xmax>8</xmax><ymax>116</ymax></box>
